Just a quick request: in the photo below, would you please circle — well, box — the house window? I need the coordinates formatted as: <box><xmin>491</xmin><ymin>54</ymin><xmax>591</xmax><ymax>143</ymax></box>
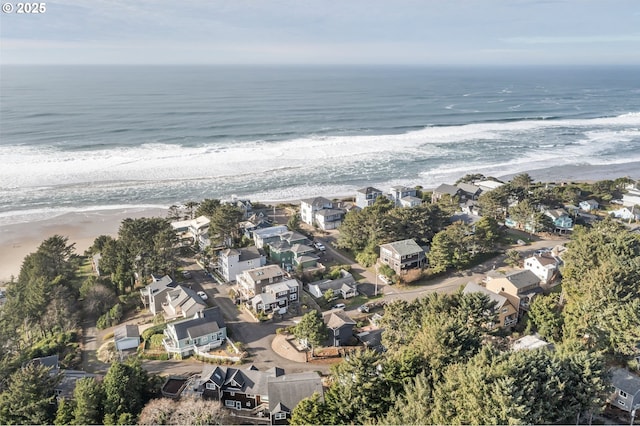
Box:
<box><xmin>206</xmin><ymin>383</ymin><xmax>215</xmax><ymax>390</ymax></box>
<box><xmin>225</xmin><ymin>400</ymin><xmax>236</xmax><ymax>407</ymax></box>
<box><xmin>502</xmin><ymin>308</ymin><xmax>508</xmax><ymax>313</ymax></box>
<box><xmin>290</xmin><ymin>294</ymin><xmax>297</xmax><ymax>301</ymax></box>
<box><xmin>618</xmin><ymin>400</ymin><xmax>626</xmax><ymax>407</ymax></box>
<box><xmin>275</xmin><ymin>412</ymin><xmax>288</xmax><ymax>420</ymax></box>
<box><xmin>202</xmin><ymin>336</ymin><xmax>208</xmax><ymax>343</ymax></box>
<box><xmin>619</xmin><ymin>390</ymin><xmax>628</xmax><ymax>398</ymax></box>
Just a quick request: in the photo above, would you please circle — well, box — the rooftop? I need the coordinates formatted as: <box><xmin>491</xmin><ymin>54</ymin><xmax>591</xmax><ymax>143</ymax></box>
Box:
<box><xmin>380</xmin><ymin>239</ymin><xmax>424</xmax><ymax>257</ymax></box>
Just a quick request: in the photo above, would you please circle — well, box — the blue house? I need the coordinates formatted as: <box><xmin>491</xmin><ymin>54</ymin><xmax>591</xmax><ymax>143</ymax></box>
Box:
<box><xmin>544</xmin><ymin>209</ymin><xmax>573</xmax><ymax>231</ymax></box>
<box><xmin>163</xmin><ymin>307</ymin><xmax>226</xmax><ymax>357</ymax></box>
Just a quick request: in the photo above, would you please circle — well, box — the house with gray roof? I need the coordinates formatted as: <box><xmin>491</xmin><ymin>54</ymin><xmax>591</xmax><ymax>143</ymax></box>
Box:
<box><xmin>379</xmin><ymin>239</ymin><xmax>426</xmax><ymax>275</ymax></box>
<box><xmin>356</xmin><ymin>186</ymin><xmax>384</xmax><ymax>209</ymax></box>
<box><xmin>218</xmin><ymin>246</ymin><xmax>267</xmax><ymax>282</ymax></box>
<box><xmin>300</xmin><ymin>197</ymin><xmax>345</xmax><ymax>230</ymax></box>
<box><xmin>399</xmin><ymin>195</ymin><xmax>423</xmax><ymax>208</ymax></box>
<box><xmin>485</xmin><ymin>269</ymin><xmax>543</xmax><ymax>315</ymax></box>
<box><xmin>608</xmin><ymin>368</ymin><xmax>640</xmax><ymax>413</ymax></box>
<box><xmin>163</xmin><ymin>285</ymin><xmax>208</xmax><ymax>319</ymax></box>
<box><xmin>388</xmin><ymin>185</ymin><xmax>418</xmax><ymax>206</ymax></box>
<box><xmin>140</xmin><ymin>274</ymin><xmax>178</xmax><ymax>315</ymax></box>
<box><xmin>253</xmin><ymin>225</ymin><xmax>289</xmax><ymax>248</ymax></box>
<box><xmin>114</xmin><ymin>324</ymin><xmax>140</xmax><ymax>351</ymax></box>
<box><xmin>163</xmin><ymin>307</ymin><xmax>226</xmax><ymax>357</ymax></box>
<box><xmin>323</xmin><ymin>308</ymin><xmax>356</xmax><ymax>347</ymax></box>
<box><xmin>431</xmin><ymin>183</ymin><xmax>462</xmax><ymax>203</ymax></box>
<box><xmin>457</xmin><ymin>182</ymin><xmax>483</xmax><ymax>200</ymax></box>
<box><xmin>250</xmin><ymin>279</ymin><xmax>300</xmax><ymax>314</ymax></box>
<box><xmin>236</xmin><ymin>264</ymin><xmax>287</xmax><ymax>300</ymax></box>
<box><xmin>268</xmin><ymin>372</ymin><xmax>324</xmax><ymax>425</ymax></box>
<box><xmin>308</xmin><ymin>270</ymin><xmax>358</xmax><ymax>299</ymax></box>
<box><xmin>197</xmin><ymin>365</ymin><xmax>322</xmax><ymax>424</ymax></box>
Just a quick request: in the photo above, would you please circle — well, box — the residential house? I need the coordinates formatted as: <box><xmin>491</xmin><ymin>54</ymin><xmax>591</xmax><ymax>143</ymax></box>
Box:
<box><xmin>240</xmin><ymin>212</ymin><xmax>271</xmax><ymax>239</ymax></box>
<box><xmin>250</xmin><ymin>279</ymin><xmax>301</xmax><ymax>314</ymax></box>
<box><xmin>579</xmin><ymin>199</ymin><xmax>599</xmax><ymax>211</ymax></box>
<box><xmin>608</xmin><ymin>368</ymin><xmax>640</xmax><ymax>413</ymax></box>
<box><xmin>26</xmin><ymin>355</ymin><xmax>96</xmax><ymax>401</ymax></box>
<box><xmin>323</xmin><ymin>308</ymin><xmax>356</xmax><ymax>347</ymax></box>
<box><xmin>623</xmin><ymin>184</ymin><xmax>640</xmax><ymax>207</ymax></box>
<box><xmin>197</xmin><ymin>365</ymin><xmax>323</xmax><ymax>423</ymax></box>
<box><xmin>268</xmin><ymin>372</ymin><xmax>324</xmax><ymax>425</ymax></box>
<box><xmin>300</xmin><ymin>197</ymin><xmax>345</xmax><ymax>230</ymax></box>
<box><xmin>163</xmin><ymin>307</ymin><xmax>227</xmax><ymax>357</ymax></box>
<box><xmin>457</xmin><ymin>182</ymin><xmax>483</xmax><ymax>201</ymax></box>
<box><xmin>140</xmin><ymin>274</ymin><xmax>179</xmax><ymax>316</ymax></box>
<box><xmin>524</xmin><ymin>253</ymin><xmax>559</xmax><ymax>284</ymax></box>
<box><xmin>355</xmin><ymin>328</ymin><xmax>385</xmax><ymax>353</ymax></box>
<box><xmin>308</xmin><ymin>270</ymin><xmax>358</xmax><ymax>299</ymax></box>
<box><xmin>612</xmin><ymin>207</ymin><xmax>640</xmax><ymax>221</ymax></box>
<box><xmin>431</xmin><ymin>183</ymin><xmax>461</xmax><ymax>203</ymax></box>
<box><xmin>544</xmin><ymin>208</ymin><xmax>573</xmax><ymax>231</ymax></box>
<box><xmin>114</xmin><ymin>324</ymin><xmax>140</xmax><ymax>351</ymax></box>
<box><xmin>463</xmin><ymin>282</ymin><xmax>518</xmax><ymax>328</ymax></box>
<box><xmin>253</xmin><ymin>225</ymin><xmax>289</xmax><ymax>249</ymax></box>
<box><xmin>171</xmin><ymin>215</ymin><xmax>211</xmax><ymax>248</ymax></box>
<box><xmin>399</xmin><ymin>196</ymin><xmax>422</xmax><ymax>208</ymax></box>
<box><xmin>379</xmin><ymin>239</ymin><xmax>426</xmax><ymax>275</ymax></box>
<box><xmin>511</xmin><ymin>335</ymin><xmax>553</xmax><ymax>351</ymax></box>
<box><xmin>485</xmin><ymin>269</ymin><xmax>543</xmax><ymax>315</ymax></box>
<box><xmin>236</xmin><ymin>265</ymin><xmax>287</xmax><ymax>300</ymax></box>
<box><xmin>355</xmin><ymin>187</ymin><xmax>384</xmax><ymax>209</ymax></box>
<box><xmin>388</xmin><ymin>186</ymin><xmax>418</xmax><ymax>206</ymax></box>
<box><xmin>163</xmin><ymin>286</ymin><xmax>208</xmax><ymax>319</ymax></box>
<box><xmin>218</xmin><ymin>246</ymin><xmax>267</xmax><ymax>282</ymax></box>
<box><xmin>475</xmin><ymin>180</ymin><xmax>505</xmax><ymax>192</ymax></box>
<box><xmin>224</xmin><ymin>197</ymin><xmax>253</xmax><ymax>219</ymax></box>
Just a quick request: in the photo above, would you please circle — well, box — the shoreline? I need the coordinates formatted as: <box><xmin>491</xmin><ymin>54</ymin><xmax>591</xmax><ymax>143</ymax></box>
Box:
<box><xmin>2</xmin><ymin>163</ymin><xmax>638</xmax><ymax>283</ymax></box>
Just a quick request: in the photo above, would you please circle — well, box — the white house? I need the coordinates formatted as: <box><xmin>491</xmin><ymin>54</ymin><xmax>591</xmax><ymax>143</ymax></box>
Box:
<box><xmin>140</xmin><ymin>275</ymin><xmax>178</xmax><ymax>315</ymax></box>
<box><xmin>236</xmin><ymin>264</ymin><xmax>287</xmax><ymax>300</ymax></box>
<box><xmin>388</xmin><ymin>186</ymin><xmax>417</xmax><ymax>206</ymax></box>
<box><xmin>252</xmin><ymin>225</ymin><xmax>289</xmax><ymax>248</ymax></box>
<box><xmin>355</xmin><ymin>187</ymin><xmax>384</xmax><ymax>209</ymax></box>
<box><xmin>612</xmin><ymin>207</ymin><xmax>640</xmax><ymax>221</ymax></box>
<box><xmin>250</xmin><ymin>279</ymin><xmax>300</xmax><ymax>314</ymax></box>
<box><xmin>300</xmin><ymin>197</ymin><xmax>333</xmax><ymax>225</ymax></box>
<box><xmin>308</xmin><ymin>270</ymin><xmax>358</xmax><ymax>299</ymax></box>
<box><xmin>579</xmin><ymin>199</ymin><xmax>599</xmax><ymax>211</ymax></box>
<box><xmin>163</xmin><ymin>286</ymin><xmax>208</xmax><ymax>319</ymax></box>
<box><xmin>218</xmin><ymin>246</ymin><xmax>266</xmax><ymax>282</ymax></box>
<box><xmin>524</xmin><ymin>253</ymin><xmax>559</xmax><ymax>284</ymax></box>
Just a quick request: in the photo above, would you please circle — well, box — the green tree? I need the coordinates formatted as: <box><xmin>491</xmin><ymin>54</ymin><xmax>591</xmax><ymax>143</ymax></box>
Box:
<box><xmin>290</xmin><ymin>392</ymin><xmax>327</xmax><ymax>425</ymax></box>
<box><xmin>528</xmin><ymin>293</ymin><xmax>563</xmax><ymax>342</ymax></box>
<box><xmin>383</xmin><ymin>372</ymin><xmax>433</xmax><ymax>425</ymax></box>
<box><xmin>210</xmin><ymin>204</ymin><xmax>243</xmax><ymax>247</ymax></box>
<box><xmin>55</xmin><ymin>398</ymin><xmax>75</xmax><ymax>425</ymax></box>
<box><xmin>510</xmin><ymin>173</ymin><xmax>534</xmax><ymax>190</ymax></box>
<box><xmin>184</xmin><ymin>201</ymin><xmax>199</xmax><ymax>219</ymax></box>
<box><xmin>478</xmin><ymin>185</ymin><xmax>510</xmax><ymax>220</ymax></box>
<box><xmin>427</xmin><ymin>221</ymin><xmax>474</xmax><ymax>272</ymax></box>
<box><xmin>287</xmin><ymin>213</ymin><xmax>301</xmax><ymax>231</ymax></box>
<box><xmin>103</xmin><ymin>360</ymin><xmax>150</xmax><ymax>424</ymax></box>
<box><xmin>473</xmin><ymin>216</ymin><xmax>501</xmax><ymax>252</ymax></box>
<box><xmin>505</xmin><ymin>249</ymin><xmax>521</xmax><ymax>267</ymax></box>
<box><xmin>195</xmin><ymin>198</ymin><xmax>221</xmax><ymax>219</ymax></box>
<box><xmin>73</xmin><ymin>377</ymin><xmax>104</xmax><ymax>425</ymax></box>
<box><xmin>322</xmin><ymin>288</ymin><xmax>335</xmax><ymax>304</ymax></box>
<box><xmin>0</xmin><ymin>363</ymin><xmax>61</xmax><ymax>425</ymax></box>
<box><xmin>293</xmin><ymin>310</ymin><xmax>328</xmax><ymax>352</ymax></box>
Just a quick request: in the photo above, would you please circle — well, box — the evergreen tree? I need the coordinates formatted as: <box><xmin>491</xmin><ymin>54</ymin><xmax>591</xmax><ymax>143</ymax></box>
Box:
<box><xmin>72</xmin><ymin>377</ymin><xmax>104</xmax><ymax>425</ymax></box>
<box><xmin>290</xmin><ymin>392</ymin><xmax>327</xmax><ymax>425</ymax></box>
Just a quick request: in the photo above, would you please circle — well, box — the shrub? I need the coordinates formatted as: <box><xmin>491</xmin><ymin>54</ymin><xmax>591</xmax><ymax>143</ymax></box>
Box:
<box><xmin>149</xmin><ymin>334</ymin><xmax>165</xmax><ymax>349</ymax></box>
<box><xmin>142</xmin><ymin>324</ymin><xmax>166</xmax><ymax>341</ymax></box>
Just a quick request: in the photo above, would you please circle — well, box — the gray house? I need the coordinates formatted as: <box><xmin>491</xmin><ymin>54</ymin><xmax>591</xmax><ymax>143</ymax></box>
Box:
<box><xmin>608</xmin><ymin>368</ymin><xmax>640</xmax><ymax>413</ymax></box>
<box><xmin>163</xmin><ymin>307</ymin><xmax>227</xmax><ymax>357</ymax></box>
<box><xmin>140</xmin><ymin>274</ymin><xmax>178</xmax><ymax>315</ymax></box>
<box><xmin>379</xmin><ymin>239</ymin><xmax>426</xmax><ymax>275</ymax></box>
<box><xmin>268</xmin><ymin>372</ymin><xmax>324</xmax><ymax>425</ymax></box>
<box><xmin>323</xmin><ymin>309</ymin><xmax>356</xmax><ymax>347</ymax></box>
<box><xmin>114</xmin><ymin>324</ymin><xmax>140</xmax><ymax>351</ymax></box>
<box><xmin>355</xmin><ymin>187</ymin><xmax>384</xmax><ymax>209</ymax></box>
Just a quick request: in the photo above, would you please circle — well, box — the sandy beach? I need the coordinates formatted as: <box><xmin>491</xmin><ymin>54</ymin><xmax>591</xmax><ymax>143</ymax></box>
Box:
<box><xmin>2</xmin><ymin>161</ymin><xmax>638</xmax><ymax>284</ymax></box>
<box><xmin>0</xmin><ymin>207</ymin><xmax>167</xmax><ymax>283</ymax></box>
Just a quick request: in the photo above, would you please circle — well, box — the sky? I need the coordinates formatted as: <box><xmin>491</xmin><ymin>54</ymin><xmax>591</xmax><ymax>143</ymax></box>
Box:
<box><xmin>1</xmin><ymin>0</ymin><xmax>639</xmax><ymax>65</ymax></box>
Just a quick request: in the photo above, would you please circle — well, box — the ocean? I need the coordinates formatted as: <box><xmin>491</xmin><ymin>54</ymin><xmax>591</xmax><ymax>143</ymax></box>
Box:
<box><xmin>1</xmin><ymin>65</ymin><xmax>639</xmax><ymax>225</ymax></box>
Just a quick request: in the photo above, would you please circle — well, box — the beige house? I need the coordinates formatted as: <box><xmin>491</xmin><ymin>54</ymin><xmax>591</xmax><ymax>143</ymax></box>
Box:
<box><xmin>463</xmin><ymin>282</ymin><xmax>518</xmax><ymax>328</ymax></box>
<box><xmin>236</xmin><ymin>264</ymin><xmax>287</xmax><ymax>300</ymax></box>
<box><xmin>485</xmin><ymin>269</ymin><xmax>542</xmax><ymax>315</ymax></box>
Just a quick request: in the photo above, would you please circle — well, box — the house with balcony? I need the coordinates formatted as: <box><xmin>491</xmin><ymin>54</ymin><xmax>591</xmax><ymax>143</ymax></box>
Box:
<box><xmin>431</xmin><ymin>183</ymin><xmax>462</xmax><ymax>203</ymax></box>
<box><xmin>544</xmin><ymin>208</ymin><xmax>573</xmax><ymax>232</ymax></box>
<box><xmin>463</xmin><ymin>282</ymin><xmax>518</xmax><ymax>328</ymax></box>
<box><xmin>399</xmin><ymin>196</ymin><xmax>423</xmax><ymax>208</ymax></box>
<box><xmin>379</xmin><ymin>239</ymin><xmax>427</xmax><ymax>275</ymax></box>
<box><xmin>300</xmin><ymin>197</ymin><xmax>345</xmax><ymax>230</ymax></box>
<box><xmin>196</xmin><ymin>365</ymin><xmax>323</xmax><ymax>424</ymax></box>
<box><xmin>163</xmin><ymin>307</ymin><xmax>226</xmax><ymax>357</ymax></box>
<box><xmin>457</xmin><ymin>183</ymin><xmax>483</xmax><ymax>201</ymax></box>
<box><xmin>171</xmin><ymin>215</ymin><xmax>211</xmax><ymax>248</ymax></box>
<box><xmin>236</xmin><ymin>264</ymin><xmax>287</xmax><ymax>301</ymax></box>
<box><xmin>218</xmin><ymin>246</ymin><xmax>266</xmax><ymax>282</ymax></box>
<box><xmin>250</xmin><ymin>279</ymin><xmax>300</xmax><ymax>314</ymax></box>
<box><xmin>355</xmin><ymin>186</ymin><xmax>384</xmax><ymax>209</ymax></box>
<box><xmin>162</xmin><ymin>286</ymin><xmax>208</xmax><ymax>320</ymax></box>
<box><xmin>388</xmin><ymin>185</ymin><xmax>418</xmax><ymax>206</ymax></box>
<box><xmin>140</xmin><ymin>274</ymin><xmax>179</xmax><ymax>316</ymax></box>
<box><xmin>485</xmin><ymin>269</ymin><xmax>543</xmax><ymax>316</ymax></box>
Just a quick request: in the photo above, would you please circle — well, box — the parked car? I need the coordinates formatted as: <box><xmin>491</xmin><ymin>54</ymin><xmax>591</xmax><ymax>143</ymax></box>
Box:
<box><xmin>357</xmin><ymin>304</ymin><xmax>370</xmax><ymax>313</ymax></box>
<box><xmin>181</xmin><ymin>270</ymin><xmax>192</xmax><ymax>279</ymax></box>
<box><xmin>332</xmin><ymin>303</ymin><xmax>346</xmax><ymax>310</ymax></box>
<box><xmin>196</xmin><ymin>291</ymin><xmax>208</xmax><ymax>301</ymax></box>
<box><xmin>314</xmin><ymin>241</ymin><xmax>326</xmax><ymax>251</ymax></box>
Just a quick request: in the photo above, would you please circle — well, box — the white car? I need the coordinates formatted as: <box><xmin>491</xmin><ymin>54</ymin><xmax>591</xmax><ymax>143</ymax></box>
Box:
<box><xmin>314</xmin><ymin>242</ymin><xmax>326</xmax><ymax>251</ymax></box>
<box><xmin>197</xmin><ymin>291</ymin><xmax>208</xmax><ymax>301</ymax></box>
<box><xmin>378</xmin><ymin>274</ymin><xmax>391</xmax><ymax>285</ymax></box>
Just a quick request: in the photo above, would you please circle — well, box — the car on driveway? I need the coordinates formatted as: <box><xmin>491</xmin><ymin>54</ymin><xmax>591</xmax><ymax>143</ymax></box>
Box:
<box><xmin>314</xmin><ymin>241</ymin><xmax>326</xmax><ymax>251</ymax></box>
<box><xmin>196</xmin><ymin>291</ymin><xmax>208</xmax><ymax>301</ymax></box>
<box><xmin>331</xmin><ymin>303</ymin><xmax>345</xmax><ymax>310</ymax></box>
<box><xmin>357</xmin><ymin>304</ymin><xmax>370</xmax><ymax>313</ymax></box>
<box><xmin>181</xmin><ymin>271</ymin><xmax>192</xmax><ymax>279</ymax></box>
